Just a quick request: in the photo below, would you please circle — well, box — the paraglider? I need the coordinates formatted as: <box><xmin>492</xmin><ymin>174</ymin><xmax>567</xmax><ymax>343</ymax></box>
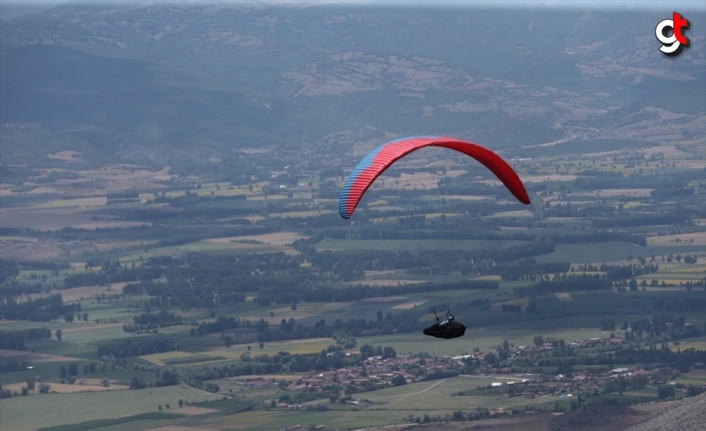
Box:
<box><xmin>338</xmin><ymin>136</ymin><xmax>530</xmax><ymax>219</ymax></box>
<box><xmin>423</xmin><ymin>309</ymin><xmax>466</xmax><ymax>339</ymax></box>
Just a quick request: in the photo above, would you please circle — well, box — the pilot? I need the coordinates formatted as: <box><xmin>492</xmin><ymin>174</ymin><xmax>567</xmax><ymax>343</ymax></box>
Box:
<box><xmin>439</xmin><ymin>314</ymin><xmax>454</xmax><ymax>327</ymax></box>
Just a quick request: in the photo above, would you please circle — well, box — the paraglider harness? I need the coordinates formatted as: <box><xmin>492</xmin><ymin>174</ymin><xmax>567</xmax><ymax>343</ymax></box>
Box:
<box><xmin>436</xmin><ymin>309</ymin><xmax>454</xmax><ymax>327</ymax></box>
<box><xmin>422</xmin><ymin>308</ymin><xmax>467</xmax><ymax>339</ymax></box>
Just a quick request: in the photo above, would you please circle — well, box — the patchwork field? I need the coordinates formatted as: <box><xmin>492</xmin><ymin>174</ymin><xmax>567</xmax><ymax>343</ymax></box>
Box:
<box><xmin>205</xmin><ymin>231</ymin><xmax>308</xmax><ymax>246</ymax></box>
<box><xmin>0</xmin><ymin>349</ymin><xmax>84</xmax><ymax>363</ymax></box>
<box><xmin>315</xmin><ymin>238</ymin><xmax>529</xmax><ymax>252</ymax></box>
<box><xmin>250</xmin><ymin>302</ymin><xmax>355</xmax><ymax>325</ymax></box>
<box><xmin>648</xmin><ymin>232</ymin><xmax>706</xmax><ymax>246</ymax></box>
<box><xmin>344</xmin><ymin>278</ymin><xmax>427</xmax><ymax>286</ymax></box>
<box><xmin>2</xmin><ymin>380</ymin><xmax>129</xmax><ymax>394</ymax></box>
<box><xmin>142</xmin><ymin>338</ymin><xmax>335</xmax><ymax>367</ymax></box>
<box><xmin>1</xmin><ymin>5</ymin><xmax>705</xmax><ymax>431</ymax></box>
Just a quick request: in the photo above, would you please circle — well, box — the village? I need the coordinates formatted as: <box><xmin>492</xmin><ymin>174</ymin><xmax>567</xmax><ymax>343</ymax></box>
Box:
<box><xmin>232</xmin><ymin>333</ymin><xmax>705</xmax><ymax>413</ymax></box>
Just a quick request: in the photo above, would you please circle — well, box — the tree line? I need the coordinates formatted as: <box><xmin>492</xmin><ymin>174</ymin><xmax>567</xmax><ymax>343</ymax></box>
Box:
<box><xmin>0</xmin><ymin>294</ymin><xmax>79</xmax><ymax>321</ymax></box>
<box><xmin>0</xmin><ymin>328</ymin><xmax>52</xmax><ymax>350</ymax></box>
<box><xmin>514</xmin><ymin>278</ymin><xmax>612</xmax><ymax>298</ymax></box>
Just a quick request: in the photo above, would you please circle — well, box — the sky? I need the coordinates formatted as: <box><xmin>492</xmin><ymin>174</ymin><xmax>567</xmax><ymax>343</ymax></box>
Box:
<box><xmin>1</xmin><ymin>0</ymin><xmax>705</xmax><ymax>8</ymax></box>
<box><xmin>1</xmin><ymin>0</ymin><xmax>704</xmax><ymax>22</ymax></box>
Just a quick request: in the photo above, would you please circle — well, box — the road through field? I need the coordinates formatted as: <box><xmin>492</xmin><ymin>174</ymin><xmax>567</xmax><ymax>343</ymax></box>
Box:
<box><xmin>385</xmin><ymin>378</ymin><xmax>449</xmax><ymax>399</ymax></box>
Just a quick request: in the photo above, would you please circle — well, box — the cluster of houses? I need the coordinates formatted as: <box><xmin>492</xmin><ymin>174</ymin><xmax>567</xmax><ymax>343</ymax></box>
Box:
<box><xmin>291</xmin><ymin>354</ymin><xmax>443</xmax><ymax>392</ymax></box>
<box><xmin>233</xmin><ymin>335</ymin><xmax>704</xmax><ymax>407</ymax></box>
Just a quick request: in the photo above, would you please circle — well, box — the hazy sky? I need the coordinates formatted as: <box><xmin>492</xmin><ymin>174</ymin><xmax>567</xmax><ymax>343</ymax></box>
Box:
<box><xmin>1</xmin><ymin>0</ymin><xmax>705</xmax><ymax>8</ymax></box>
<box><xmin>1</xmin><ymin>0</ymin><xmax>704</xmax><ymax>22</ymax></box>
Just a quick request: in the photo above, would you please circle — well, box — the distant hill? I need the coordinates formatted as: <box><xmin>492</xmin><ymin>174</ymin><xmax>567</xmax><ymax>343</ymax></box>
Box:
<box><xmin>1</xmin><ymin>4</ymin><xmax>704</xmax><ymax>162</ymax></box>
<box><xmin>645</xmin><ymin>79</ymin><xmax>706</xmax><ymax>115</ymax></box>
<box><xmin>0</xmin><ymin>44</ymin><xmax>303</xmax><ymax>158</ymax></box>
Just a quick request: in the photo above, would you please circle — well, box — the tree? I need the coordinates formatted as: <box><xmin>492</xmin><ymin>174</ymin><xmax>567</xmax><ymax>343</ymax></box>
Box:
<box><xmin>686</xmin><ymin>385</ymin><xmax>704</xmax><ymax>397</ymax></box>
<box><xmin>0</xmin><ymin>386</ymin><xmax>12</xmax><ymax>399</ymax></box>
<box><xmin>382</xmin><ymin>346</ymin><xmax>397</xmax><ymax>359</ymax></box>
<box><xmin>68</xmin><ymin>363</ymin><xmax>78</xmax><ymax>376</ymax></box>
<box><xmin>38</xmin><ymin>383</ymin><xmax>51</xmax><ymax>394</ymax></box>
<box><xmin>55</xmin><ymin>329</ymin><xmax>62</xmax><ymax>342</ymax></box>
<box><xmin>224</xmin><ymin>335</ymin><xmax>232</xmax><ymax>348</ymax></box>
<box><xmin>64</xmin><ymin>312</ymin><xmax>74</xmax><ymax>323</ymax></box>
<box><xmin>204</xmin><ymin>383</ymin><xmax>220</xmax><ymax>393</ymax></box>
<box><xmin>629</xmin><ymin>278</ymin><xmax>638</xmax><ymax>291</ymax></box>
<box><xmin>658</xmin><ymin>385</ymin><xmax>675</xmax><ymax>400</ymax></box>
<box><xmin>392</xmin><ymin>375</ymin><xmax>407</xmax><ymax>386</ymax></box>
<box><xmin>617</xmin><ymin>376</ymin><xmax>627</xmax><ymax>395</ymax></box>
<box><xmin>485</xmin><ymin>353</ymin><xmax>497</xmax><ymax>365</ymax></box>
<box><xmin>130</xmin><ymin>376</ymin><xmax>146</xmax><ymax>389</ymax></box>
<box><xmin>291</xmin><ymin>302</ymin><xmax>297</xmax><ymax>311</ymax></box>
<box><xmin>178</xmin><ymin>399</ymin><xmax>184</xmax><ymax>407</ymax></box>
<box><xmin>26</xmin><ymin>379</ymin><xmax>35</xmax><ymax>391</ymax></box>
<box><xmin>259</xmin><ymin>341</ymin><xmax>264</xmax><ymax>349</ymax></box>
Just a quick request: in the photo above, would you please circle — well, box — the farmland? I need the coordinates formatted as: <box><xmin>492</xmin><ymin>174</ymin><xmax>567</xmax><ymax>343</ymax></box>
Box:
<box><xmin>0</xmin><ymin>385</ymin><xmax>216</xmax><ymax>431</ymax></box>
<box><xmin>1</xmin><ymin>3</ymin><xmax>705</xmax><ymax>431</ymax></box>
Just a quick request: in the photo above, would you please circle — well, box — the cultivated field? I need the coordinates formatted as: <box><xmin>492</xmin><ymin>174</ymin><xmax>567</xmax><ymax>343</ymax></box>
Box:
<box><xmin>315</xmin><ymin>238</ymin><xmax>529</xmax><ymax>252</ymax></box>
<box><xmin>354</xmin><ymin>329</ymin><xmax>609</xmax><ymax>356</ymax></box>
<box><xmin>0</xmin><ymin>385</ymin><xmax>220</xmax><ymax>431</ymax></box>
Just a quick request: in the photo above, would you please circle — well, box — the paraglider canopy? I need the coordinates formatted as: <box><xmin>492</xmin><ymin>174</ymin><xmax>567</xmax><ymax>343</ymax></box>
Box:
<box><xmin>338</xmin><ymin>136</ymin><xmax>530</xmax><ymax>219</ymax></box>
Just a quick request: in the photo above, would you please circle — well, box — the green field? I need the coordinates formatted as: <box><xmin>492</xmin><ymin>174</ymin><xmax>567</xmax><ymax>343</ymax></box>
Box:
<box><xmin>316</xmin><ymin>238</ymin><xmax>530</xmax><ymax>252</ymax></box>
<box><xmin>119</xmin><ymin>240</ymin><xmax>297</xmax><ymax>257</ymax></box>
<box><xmin>355</xmin><ymin>329</ymin><xmax>608</xmax><ymax>356</ymax></box>
<box><xmin>206</xmin><ymin>409</ymin><xmax>383</xmax><ymax>431</ymax></box>
<box><xmin>0</xmin><ymin>385</ymin><xmax>220</xmax><ymax>431</ymax></box>
<box><xmin>353</xmin><ymin>376</ymin><xmax>555</xmax><ymax>411</ymax></box>
<box><xmin>26</xmin><ymin>339</ymin><xmax>99</xmax><ymax>360</ymax></box>
<box><xmin>143</xmin><ymin>338</ymin><xmax>335</xmax><ymax>367</ymax></box>
<box><xmin>674</xmin><ymin>368</ymin><xmax>706</xmax><ymax>386</ymax></box>
<box><xmin>671</xmin><ymin>340</ymin><xmax>706</xmax><ymax>353</ymax></box>
<box><xmin>535</xmin><ymin>242</ymin><xmax>705</xmax><ymax>264</ymax></box>
<box><xmin>182</xmin><ymin>375</ymin><xmax>580</xmax><ymax>431</ymax></box>
<box><xmin>36</xmin><ymin>412</ymin><xmax>185</xmax><ymax>431</ymax></box>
